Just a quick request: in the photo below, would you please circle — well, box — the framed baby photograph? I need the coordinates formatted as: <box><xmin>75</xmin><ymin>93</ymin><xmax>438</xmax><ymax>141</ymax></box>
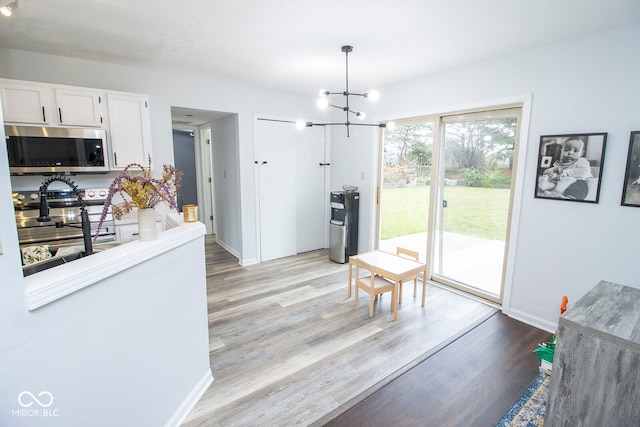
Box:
<box><xmin>621</xmin><ymin>131</ymin><xmax>640</xmax><ymax>207</ymax></box>
<box><xmin>534</xmin><ymin>132</ymin><xmax>607</xmax><ymax>203</ymax></box>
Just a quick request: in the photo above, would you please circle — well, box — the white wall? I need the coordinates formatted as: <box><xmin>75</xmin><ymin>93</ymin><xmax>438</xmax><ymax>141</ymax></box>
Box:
<box><xmin>341</xmin><ymin>23</ymin><xmax>640</xmax><ymax>331</ymax></box>
<box><xmin>329</xmin><ymin>125</ymin><xmax>379</xmax><ymax>253</ymax></box>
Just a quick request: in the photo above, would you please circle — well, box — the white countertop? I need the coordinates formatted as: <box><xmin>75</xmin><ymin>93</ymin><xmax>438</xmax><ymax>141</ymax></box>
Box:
<box><xmin>24</xmin><ymin>218</ymin><xmax>206</xmax><ymax>310</ymax></box>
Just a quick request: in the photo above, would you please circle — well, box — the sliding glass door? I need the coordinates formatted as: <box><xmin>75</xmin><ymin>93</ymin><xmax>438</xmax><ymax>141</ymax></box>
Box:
<box><xmin>432</xmin><ymin>109</ymin><xmax>519</xmax><ymax>302</ymax></box>
<box><xmin>378</xmin><ymin>119</ymin><xmax>435</xmax><ymax>260</ymax></box>
<box><xmin>378</xmin><ymin>107</ymin><xmax>521</xmax><ymax>304</ymax></box>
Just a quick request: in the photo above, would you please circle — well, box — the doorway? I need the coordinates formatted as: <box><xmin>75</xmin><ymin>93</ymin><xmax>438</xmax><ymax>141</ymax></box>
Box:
<box><xmin>170</xmin><ymin>106</ymin><xmax>236</xmax><ymax>239</ymax></box>
<box><xmin>172</xmin><ymin>129</ymin><xmax>198</xmax><ymax>211</ymax></box>
<box><xmin>377</xmin><ymin>105</ymin><xmax>523</xmax><ymax>304</ymax></box>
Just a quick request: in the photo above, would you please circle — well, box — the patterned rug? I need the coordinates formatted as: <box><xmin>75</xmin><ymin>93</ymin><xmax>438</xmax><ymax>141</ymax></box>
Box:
<box><xmin>494</xmin><ymin>373</ymin><xmax>550</xmax><ymax>426</ymax></box>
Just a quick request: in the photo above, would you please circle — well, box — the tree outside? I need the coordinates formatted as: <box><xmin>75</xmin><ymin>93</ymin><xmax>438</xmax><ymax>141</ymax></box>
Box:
<box><xmin>381</xmin><ymin>117</ymin><xmax>517</xmax><ymax>240</ymax></box>
<box><xmin>444</xmin><ymin>118</ymin><xmax>516</xmax><ymax>188</ymax></box>
<box><xmin>383</xmin><ymin>123</ymin><xmax>434</xmax><ymax>188</ymax></box>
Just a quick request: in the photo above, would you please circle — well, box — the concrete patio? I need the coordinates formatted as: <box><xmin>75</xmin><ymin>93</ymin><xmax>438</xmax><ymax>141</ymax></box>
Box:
<box><xmin>379</xmin><ymin>232</ymin><xmax>504</xmax><ymax>297</ymax></box>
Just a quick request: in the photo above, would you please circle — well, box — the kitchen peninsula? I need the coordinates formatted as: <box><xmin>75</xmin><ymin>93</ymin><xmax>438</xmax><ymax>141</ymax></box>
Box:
<box><xmin>24</xmin><ymin>214</ymin><xmax>206</xmax><ymax>310</ymax></box>
<box><xmin>4</xmin><ymin>212</ymin><xmax>213</xmax><ymax>426</ymax></box>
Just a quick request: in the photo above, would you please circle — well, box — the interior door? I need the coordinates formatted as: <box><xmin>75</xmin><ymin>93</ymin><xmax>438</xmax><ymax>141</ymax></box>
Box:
<box><xmin>255</xmin><ymin>119</ymin><xmax>297</xmax><ymax>262</ymax></box>
<box><xmin>198</xmin><ymin>125</ymin><xmax>216</xmax><ymax>235</ymax></box>
<box><xmin>296</xmin><ymin>126</ymin><xmax>326</xmax><ymax>253</ymax></box>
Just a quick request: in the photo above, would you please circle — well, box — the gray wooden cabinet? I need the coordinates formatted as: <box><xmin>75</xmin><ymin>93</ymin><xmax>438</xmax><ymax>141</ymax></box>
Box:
<box><xmin>545</xmin><ymin>280</ymin><xmax>640</xmax><ymax>426</ymax></box>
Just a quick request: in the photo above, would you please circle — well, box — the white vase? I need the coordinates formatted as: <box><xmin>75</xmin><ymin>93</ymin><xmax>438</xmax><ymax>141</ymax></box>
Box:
<box><xmin>137</xmin><ymin>208</ymin><xmax>158</xmax><ymax>241</ymax></box>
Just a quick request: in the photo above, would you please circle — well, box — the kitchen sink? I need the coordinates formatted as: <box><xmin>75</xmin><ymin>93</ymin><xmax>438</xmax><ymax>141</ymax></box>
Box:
<box><xmin>22</xmin><ymin>251</ymin><xmax>88</xmax><ymax>277</ymax></box>
<box><xmin>22</xmin><ymin>241</ymin><xmax>129</xmax><ymax>277</ymax></box>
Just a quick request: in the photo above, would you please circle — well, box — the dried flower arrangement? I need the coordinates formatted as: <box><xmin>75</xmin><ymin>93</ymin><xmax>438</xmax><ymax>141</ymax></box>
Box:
<box><xmin>94</xmin><ymin>156</ymin><xmax>182</xmax><ymax>242</ymax></box>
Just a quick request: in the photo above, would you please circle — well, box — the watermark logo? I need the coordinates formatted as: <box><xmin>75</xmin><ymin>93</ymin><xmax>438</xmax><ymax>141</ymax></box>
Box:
<box><xmin>18</xmin><ymin>391</ymin><xmax>53</xmax><ymax>408</ymax></box>
<box><xmin>12</xmin><ymin>391</ymin><xmax>59</xmax><ymax>418</ymax></box>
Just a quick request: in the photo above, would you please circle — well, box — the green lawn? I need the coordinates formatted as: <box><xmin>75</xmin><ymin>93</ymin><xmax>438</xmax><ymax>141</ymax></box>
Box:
<box><xmin>380</xmin><ymin>186</ymin><xmax>510</xmax><ymax>241</ymax></box>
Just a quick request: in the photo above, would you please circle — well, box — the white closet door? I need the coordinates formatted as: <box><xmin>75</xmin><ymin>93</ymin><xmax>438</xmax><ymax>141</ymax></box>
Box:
<box><xmin>296</xmin><ymin>126</ymin><xmax>326</xmax><ymax>253</ymax></box>
<box><xmin>255</xmin><ymin>119</ymin><xmax>297</xmax><ymax>262</ymax></box>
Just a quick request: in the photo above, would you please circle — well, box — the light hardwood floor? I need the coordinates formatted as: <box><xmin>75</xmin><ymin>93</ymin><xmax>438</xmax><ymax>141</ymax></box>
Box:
<box><xmin>182</xmin><ymin>237</ymin><xmax>496</xmax><ymax>426</ymax></box>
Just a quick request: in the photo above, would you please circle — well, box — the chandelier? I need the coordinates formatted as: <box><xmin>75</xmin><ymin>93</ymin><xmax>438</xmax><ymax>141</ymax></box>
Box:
<box><xmin>299</xmin><ymin>45</ymin><xmax>386</xmax><ymax>137</ymax></box>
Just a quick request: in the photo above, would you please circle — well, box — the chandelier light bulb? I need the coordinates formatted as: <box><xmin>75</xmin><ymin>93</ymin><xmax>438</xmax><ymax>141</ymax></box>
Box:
<box><xmin>318</xmin><ymin>89</ymin><xmax>329</xmax><ymax>97</ymax></box>
<box><xmin>0</xmin><ymin>1</ymin><xmax>17</xmax><ymax>17</ymax></box>
<box><xmin>386</xmin><ymin>121</ymin><xmax>396</xmax><ymax>130</ymax></box>
<box><xmin>365</xmin><ymin>90</ymin><xmax>380</xmax><ymax>102</ymax></box>
<box><xmin>317</xmin><ymin>98</ymin><xmax>330</xmax><ymax>109</ymax></box>
<box><xmin>295</xmin><ymin>120</ymin><xmax>306</xmax><ymax>130</ymax></box>
<box><xmin>357</xmin><ymin>112</ymin><xmax>366</xmax><ymax>120</ymax></box>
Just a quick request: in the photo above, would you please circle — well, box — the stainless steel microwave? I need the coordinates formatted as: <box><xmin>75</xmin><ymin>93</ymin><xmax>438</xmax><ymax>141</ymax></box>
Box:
<box><xmin>5</xmin><ymin>125</ymin><xmax>109</xmax><ymax>175</ymax></box>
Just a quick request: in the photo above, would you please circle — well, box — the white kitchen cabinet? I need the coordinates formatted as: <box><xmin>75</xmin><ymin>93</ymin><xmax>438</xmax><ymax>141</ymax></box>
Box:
<box><xmin>54</xmin><ymin>87</ymin><xmax>104</xmax><ymax>127</ymax></box>
<box><xmin>0</xmin><ymin>81</ymin><xmax>51</xmax><ymax>124</ymax></box>
<box><xmin>0</xmin><ymin>78</ymin><xmax>153</xmax><ymax>171</ymax></box>
<box><xmin>0</xmin><ymin>80</ymin><xmax>104</xmax><ymax>127</ymax></box>
<box><xmin>107</xmin><ymin>92</ymin><xmax>153</xmax><ymax>169</ymax></box>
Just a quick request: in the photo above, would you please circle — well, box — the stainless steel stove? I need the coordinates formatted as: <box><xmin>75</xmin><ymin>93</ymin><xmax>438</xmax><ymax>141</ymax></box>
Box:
<box><xmin>13</xmin><ymin>187</ymin><xmax>116</xmax><ymax>251</ymax></box>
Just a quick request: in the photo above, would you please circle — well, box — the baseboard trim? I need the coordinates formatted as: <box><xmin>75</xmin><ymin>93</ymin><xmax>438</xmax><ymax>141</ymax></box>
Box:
<box><xmin>239</xmin><ymin>257</ymin><xmax>259</xmax><ymax>266</ymax></box>
<box><xmin>508</xmin><ymin>308</ymin><xmax>557</xmax><ymax>333</ymax></box>
<box><xmin>214</xmin><ymin>239</ymin><xmax>239</xmax><ymax>260</ymax></box>
<box><xmin>310</xmin><ymin>308</ymin><xmax>499</xmax><ymax>426</ymax></box>
<box><xmin>165</xmin><ymin>369</ymin><xmax>214</xmax><ymax>427</ymax></box>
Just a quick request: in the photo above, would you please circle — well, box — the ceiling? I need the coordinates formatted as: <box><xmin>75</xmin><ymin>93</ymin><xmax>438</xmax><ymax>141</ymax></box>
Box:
<box><xmin>170</xmin><ymin>106</ymin><xmax>231</xmax><ymax>130</ymax></box>
<box><xmin>1</xmin><ymin>1</ymin><xmax>640</xmax><ymax>99</ymax></box>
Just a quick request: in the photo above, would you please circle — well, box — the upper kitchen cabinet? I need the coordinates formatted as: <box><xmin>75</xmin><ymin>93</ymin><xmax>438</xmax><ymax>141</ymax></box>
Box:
<box><xmin>54</xmin><ymin>88</ymin><xmax>104</xmax><ymax>127</ymax></box>
<box><xmin>0</xmin><ymin>79</ymin><xmax>104</xmax><ymax>127</ymax></box>
<box><xmin>0</xmin><ymin>81</ymin><xmax>52</xmax><ymax>125</ymax></box>
<box><xmin>106</xmin><ymin>92</ymin><xmax>153</xmax><ymax>169</ymax></box>
<box><xmin>0</xmin><ymin>78</ymin><xmax>153</xmax><ymax>170</ymax></box>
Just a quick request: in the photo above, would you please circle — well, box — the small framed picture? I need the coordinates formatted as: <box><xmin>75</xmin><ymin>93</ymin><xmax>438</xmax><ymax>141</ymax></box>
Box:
<box><xmin>534</xmin><ymin>133</ymin><xmax>607</xmax><ymax>203</ymax></box>
<box><xmin>621</xmin><ymin>131</ymin><xmax>640</xmax><ymax>207</ymax></box>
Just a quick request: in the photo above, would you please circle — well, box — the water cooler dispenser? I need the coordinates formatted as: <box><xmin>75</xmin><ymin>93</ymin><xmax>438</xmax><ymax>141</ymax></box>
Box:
<box><xmin>329</xmin><ymin>188</ymin><xmax>360</xmax><ymax>263</ymax></box>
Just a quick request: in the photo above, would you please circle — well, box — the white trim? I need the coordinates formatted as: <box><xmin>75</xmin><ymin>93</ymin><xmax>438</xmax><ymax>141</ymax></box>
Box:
<box><xmin>500</xmin><ymin>93</ymin><xmax>532</xmax><ymax>313</ymax></box>
<box><xmin>367</xmin><ymin>127</ymin><xmax>382</xmax><ymax>252</ymax></box>
<box><xmin>164</xmin><ymin>368</ymin><xmax>214</xmax><ymax>427</ymax></box>
<box><xmin>195</xmin><ymin>124</ymin><xmax>216</xmax><ymax>235</ymax></box>
<box><xmin>374</xmin><ymin>94</ymin><xmax>531</xmax><ymax>125</ymax></box>
<box><xmin>239</xmin><ymin>257</ymin><xmax>259</xmax><ymax>267</ymax></box>
<box><xmin>24</xmin><ymin>220</ymin><xmax>206</xmax><ymax>310</ymax></box>
<box><xmin>253</xmin><ymin>113</ymin><xmax>264</xmax><ymax>263</ymax></box>
<box><xmin>215</xmin><ymin>237</ymin><xmax>244</xmax><ymax>263</ymax></box>
<box><xmin>508</xmin><ymin>308</ymin><xmax>558</xmax><ymax>333</ymax></box>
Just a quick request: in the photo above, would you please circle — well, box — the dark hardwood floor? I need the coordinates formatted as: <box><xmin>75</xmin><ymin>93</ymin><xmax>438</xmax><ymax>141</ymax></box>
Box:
<box><xmin>324</xmin><ymin>311</ymin><xmax>551</xmax><ymax>426</ymax></box>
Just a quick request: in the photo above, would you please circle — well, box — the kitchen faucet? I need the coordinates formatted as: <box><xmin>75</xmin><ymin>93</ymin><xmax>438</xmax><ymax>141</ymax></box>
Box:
<box><xmin>37</xmin><ymin>175</ymin><xmax>93</xmax><ymax>256</ymax></box>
